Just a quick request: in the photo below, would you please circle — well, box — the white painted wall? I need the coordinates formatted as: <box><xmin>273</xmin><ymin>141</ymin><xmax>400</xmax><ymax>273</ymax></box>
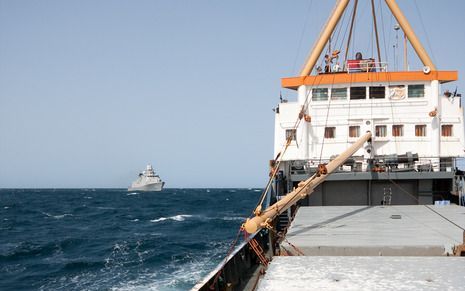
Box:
<box><xmin>274</xmin><ymin>80</ymin><xmax>465</xmax><ymax>162</ymax></box>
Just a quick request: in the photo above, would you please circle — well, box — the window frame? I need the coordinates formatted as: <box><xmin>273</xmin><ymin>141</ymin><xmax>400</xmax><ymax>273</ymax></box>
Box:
<box><xmin>408</xmin><ymin>84</ymin><xmax>425</xmax><ymax>98</ymax></box>
<box><xmin>415</xmin><ymin>124</ymin><xmax>427</xmax><ymax>137</ymax></box>
<box><xmin>324</xmin><ymin>127</ymin><xmax>336</xmax><ymax>139</ymax></box>
<box><xmin>441</xmin><ymin>124</ymin><xmax>453</xmax><ymax>137</ymax></box>
<box><xmin>349</xmin><ymin>125</ymin><xmax>360</xmax><ymax>138</ymax></box>
<box><xmin>331</xmin><ymin>87</ymin><xmax>348</xmax><ymax>100</ymax></box>
<box><xmin>312</xmin><ymin>88</ymin><xmax>329</xmax><ymax>101</ymax></box>
<box><xmin>350</xmin><ymin>86</ymin><xmax>367</xmax><ymax>100</ymax></box>
<box><xmin>285</xmin><ymin>129</ymin><xmax>297</xmax><ymax>141</ymax></box>
<box><xmin>375</xmin><ymin>125</ymin><xmax>387</xmax><ymax>137</ymax></box>
<box><xmin>369</xmin><ymin>86</ymin><xmax>386</xmax><ymax>99</ymax></box>
<box><xmin>392</xmin><ymin>124</ymin><xmax>404</xmax><ymax>137</ymax></box>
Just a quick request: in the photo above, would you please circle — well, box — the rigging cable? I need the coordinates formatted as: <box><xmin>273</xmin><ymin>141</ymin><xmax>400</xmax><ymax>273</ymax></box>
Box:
<box><xmin>318</xmin><ymin>73</ymin><xmax>338</xmax><ymax>164</ymax></box>
<box><xmin>378</xmin><ymin>0</ymin><xmax>390</xmax><ymax>65</ymax></box>
<box><xmin>291</xmin><ymin>0</ymin><xmax>315</xmax><ymax>75</ymax></box>
<box><xmin>343</xmin><ymin>0</ymin><xmax>359</xmax><ymax>66</ymax></box>
<box><xmin>371</xmin><ymin>0</ymin><xmax>382</xmax><ymax>64</ymax></box>
<box><xmin>412</xmin><ymin>0</ymin><xmax>437</xmax><ymax>66</ymax></box>
<box><xmin>253</xmin><ymin>71</ymin><xmax>324</xmax><ymax>214</ymax></box>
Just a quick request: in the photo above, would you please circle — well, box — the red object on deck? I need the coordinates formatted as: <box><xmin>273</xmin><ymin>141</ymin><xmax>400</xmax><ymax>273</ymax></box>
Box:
<box><xmin>347</xmin><ymin>60</ymin><xmax>360</xmax><ymax>72</ymax></box>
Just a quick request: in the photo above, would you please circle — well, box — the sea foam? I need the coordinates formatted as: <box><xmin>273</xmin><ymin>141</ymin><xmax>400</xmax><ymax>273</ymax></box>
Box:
<box><xmin>150</xmin><ymin>214</ymin><xmax>193</xmax><ymax>223</ymax></box>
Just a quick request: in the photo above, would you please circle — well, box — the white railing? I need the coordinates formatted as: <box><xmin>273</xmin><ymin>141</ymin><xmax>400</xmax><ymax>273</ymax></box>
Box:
<box><xmin>346</xmin><ymin>60</ymin><xmax>388</xmax><ymax>73</ymax></box>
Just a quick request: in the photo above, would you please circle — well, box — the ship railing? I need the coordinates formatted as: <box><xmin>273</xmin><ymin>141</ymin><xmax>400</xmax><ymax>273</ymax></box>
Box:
<box><xmin>345</xmin><ymin>60</ymin><xmax>388</xmax><ymax>73</ymax></box>
<box><xmin>289</xmin><ymin>156</ymin><xmax>457</xmax><ymax>175</ymax></box>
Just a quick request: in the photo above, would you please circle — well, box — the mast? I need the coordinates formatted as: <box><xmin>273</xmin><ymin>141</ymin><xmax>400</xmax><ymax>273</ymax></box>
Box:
<box><xmin>384</xmin><ymin>0</ymin><xmax>436</xmax><ymax>70</ymax></box>
<box><xmin>300</xmin><ymin>0</ymin><xmax>437</xmax><ymax>76</ymax></box>
<box><xmin>300</xmin><ymin>0</ymin><xmax>351</xmax><ymax>76</ymax></box>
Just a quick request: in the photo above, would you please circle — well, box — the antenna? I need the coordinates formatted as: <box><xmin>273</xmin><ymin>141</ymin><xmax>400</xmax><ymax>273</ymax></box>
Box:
<box><xmin>394</xmin><ymin>24</ymin><xmax>400</xmax><ymax>71</ymax></box>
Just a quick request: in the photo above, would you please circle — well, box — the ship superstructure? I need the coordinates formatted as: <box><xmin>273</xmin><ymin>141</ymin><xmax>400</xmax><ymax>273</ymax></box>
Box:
<box><xmin>273</xmin><ymin>0</ymin><xmax>464</xmax><ymax>206</ymax></box>
<box><xmin>194</xmin><ymin>1</ymin><xmax>465</xmax><ymax>290</ymax></box>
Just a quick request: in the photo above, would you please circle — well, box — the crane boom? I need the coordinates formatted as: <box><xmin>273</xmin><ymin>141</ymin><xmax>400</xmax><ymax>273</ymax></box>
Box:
<box><xmin>244</xmin><ymin>131</ymin><xmax>372</xmax><ymax>234</ymax></box>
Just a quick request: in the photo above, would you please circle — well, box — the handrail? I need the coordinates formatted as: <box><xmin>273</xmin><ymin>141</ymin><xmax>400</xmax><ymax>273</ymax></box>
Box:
<box><xmin>346</xmin><ymin>60</ymin><xmax>388</xmax><ymax>73</ymax></box>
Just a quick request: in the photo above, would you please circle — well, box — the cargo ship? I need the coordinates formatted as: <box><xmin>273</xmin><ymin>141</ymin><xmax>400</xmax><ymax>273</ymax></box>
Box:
<box><xmin>194</xmin><ymin>1</ymin><xmax>465</xmax><ymax>290</ymax></box>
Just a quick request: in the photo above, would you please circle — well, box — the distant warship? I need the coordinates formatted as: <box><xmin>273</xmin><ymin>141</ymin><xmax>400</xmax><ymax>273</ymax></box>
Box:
<box><xmin>128</xmin><ymin>164</ymin><xmax>164</xmax><ymax>191</ymax></box>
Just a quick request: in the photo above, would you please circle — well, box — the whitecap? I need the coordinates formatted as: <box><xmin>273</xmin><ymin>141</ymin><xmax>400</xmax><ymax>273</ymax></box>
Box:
<box><xmin>41</xmin><ymin>211</ymin><xmax>53</xmax><ymax>217</ymax></box>
<box><xmin>131</xmin><ymin>219</ymin><xmax>139</xmax><ymax>222</ymax></box>
<box><xmin>127</xmin><ymin>192</ymin><xmax>139</xmax><ymax>196</ymax></box>
<box><xmin>41</xmin><ymin>211</ymin><xmax>73</xmax><ymax>219</ymax></box>
<box><xmin>150</xmin><ymin>217</ymin><xmax>168</xmax><ymax>223</ymax></box>
<box><xmin>150</xmin><ymin>214</ymin><xmax>193</xmax><ymax>223</ymax></box>
<box><xmin>53</xmin><ymin>214</ymin><xmax>73</xmax><ymax>219</ymax></box>
<box><xmin>4</xmin><ymin>206</ymin><xmax>9</xmax><ymax>209</ymax></box>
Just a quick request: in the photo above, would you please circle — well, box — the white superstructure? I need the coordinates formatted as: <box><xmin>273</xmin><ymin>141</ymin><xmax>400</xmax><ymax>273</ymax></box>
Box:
<box><xmin>275</xmin><ymin>77</ymin><xmax>464</xmax><ymax>171</ymax></box>
<box><xmin>128</xmin><ymin>164</ymin><xmax>164</xmax><ymax>192</ymax></box>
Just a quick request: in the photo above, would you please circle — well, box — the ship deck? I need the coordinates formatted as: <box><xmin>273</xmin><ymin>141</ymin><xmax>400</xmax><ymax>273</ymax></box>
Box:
<box><xmin>284</xmin><ymin>205</ymin><xmax>465</xmax><ymax>256</ymax></box>
<box><xmin>256</xmin><ymin>205</ymin><xmax>465</xmax><ymax>290</ymax></box>
<box><xmin>256</xmin><ymin>256</ymin><xmax>465</xmax><ymax>291</ymax></box>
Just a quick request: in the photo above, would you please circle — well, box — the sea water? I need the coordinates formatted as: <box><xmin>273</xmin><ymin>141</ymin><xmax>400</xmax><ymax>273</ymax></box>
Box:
<box><xmin>0</xmin><ymin>189</ymin><xmax>261</xmax><ymax>290</ymax></box>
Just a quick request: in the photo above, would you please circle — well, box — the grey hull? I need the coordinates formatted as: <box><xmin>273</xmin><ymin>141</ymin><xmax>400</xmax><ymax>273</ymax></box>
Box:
<box><xmin>128</xmin><ymin>182</ymin><xmax>164</xmax><ymax>192</ymax></box>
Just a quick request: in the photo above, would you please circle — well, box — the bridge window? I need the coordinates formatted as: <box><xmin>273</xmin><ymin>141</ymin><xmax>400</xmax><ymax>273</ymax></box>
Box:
<box><xmin>389</xmin><ymin>85</ymin><xmax>406</xmax><ymax>100</ymax></box>
<box><xmin>331</xmin><ymin>88</ymin><xmax>347</xmax><ymax>100</ymax></box>
<box><xmin>285</xmin><ymin>129</ymin><xmax>296</xmax><ymax>141</ymax></box>
<box><xmin>415</xmin><ymin>125</ymin><xmax>426</xmax><ymax>137</ymax></box>
<box><xmin>312</xmin><ymin>88</ymin><xmax>328</xmax><ymax>101</ymax></box>
<box><xmin>392</xmin><ymin>125</ymin><xmax>404</xmax><ymax>137</ymax></box>
<box><xmin>369</xmin><ymin>86</ymin><xmax>385</xmax><ymax>99</ymax></box>
<box><xmin>441</xmin><ymin>125</ymin><xmax>453</xmax><ymax>137</ymax></box>
<box><xmin>375</xmin><ymin>125</ymin><xmax>387</xmax><ymax>137</ymax></box>
<box><xmin>408</xmin><ymin>84</ymin><xmax>425</xmax><ymax>98</ymax></box>
<box><xmin>324</xmin><ymin>127</ymin><xmax>335</xmax><ymax>138</ymax></box>
<box><xmin>349</xmin><ymin>126</ymin><xmax>360</xmax><ymax>138</ymax></box>
<box><xmin>350</xmin><ymin>87</ymin><xmax>366</xmax><ymax>100</ymax></box>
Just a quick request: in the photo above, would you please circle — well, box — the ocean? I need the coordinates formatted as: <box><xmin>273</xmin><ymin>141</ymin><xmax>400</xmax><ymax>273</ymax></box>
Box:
<box><xmin>0</xmin><ymin>188</ymin><xmax>261</xmax><ymax>291</ymax></box>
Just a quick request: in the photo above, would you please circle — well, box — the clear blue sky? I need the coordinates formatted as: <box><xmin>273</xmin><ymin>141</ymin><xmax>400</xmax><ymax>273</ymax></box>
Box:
<box><xmin>1</xmin><ymin>0</ymin><xmax>464</xmax><ymax>188</ymax></box>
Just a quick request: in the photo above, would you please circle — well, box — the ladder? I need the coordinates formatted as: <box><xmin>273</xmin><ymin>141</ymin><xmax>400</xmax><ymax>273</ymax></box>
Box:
<box><xmin>248</xmin><ymin>238</ymin><xmax>269</xmax><ymax>266</ymax></box>
<box><xmin>383</xmin><ymin>187</ymin><xmax>392</xmax><ymax>205</ymax></box>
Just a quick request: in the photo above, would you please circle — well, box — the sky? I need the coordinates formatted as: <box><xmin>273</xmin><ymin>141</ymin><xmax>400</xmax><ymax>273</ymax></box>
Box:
<box><xmin>1</xmin><ymin>0</ymin><xmax>465</xmax><ymax>188</ymax></box>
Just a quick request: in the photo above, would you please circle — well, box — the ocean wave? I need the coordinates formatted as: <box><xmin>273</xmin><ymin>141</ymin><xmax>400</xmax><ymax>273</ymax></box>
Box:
<box><xmin>62</xmin><ymin>260</ymin><xmax>105</xmax><ymax>271</ymax></box>
<box><xmin>126</xmin><ymin>192</ymin><xmax>139</xmax><ymax>196</ymax></box>
<box><xmin>110</xmin><ymin>251</ymin><xmax>219</xmax><ymax>291</ymax></box>
<box><xmin>0</xmin><ymin>239</ymin><xmax>75</xmax><ymax>261</ymax></box>
<box><xmin>41</xmin><ymin>212</ymin><xmax>73</xmax><ymax>219</ymax></box>
<box><xmin>149</xmin><ymin>215</ymin><xmax>245</xmax><ymax>224</ymax></box>
<box><xmin>150</xmin><ymin>214</ymin><xmax>193</xmax><ymax>223</ymax></box>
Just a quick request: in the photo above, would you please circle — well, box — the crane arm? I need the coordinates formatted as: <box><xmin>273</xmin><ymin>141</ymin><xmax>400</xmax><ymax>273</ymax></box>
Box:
<box><xmin>244</xmin><ymin>131</ymin><xmax>372</xmax><ymax>234</ymax></box>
